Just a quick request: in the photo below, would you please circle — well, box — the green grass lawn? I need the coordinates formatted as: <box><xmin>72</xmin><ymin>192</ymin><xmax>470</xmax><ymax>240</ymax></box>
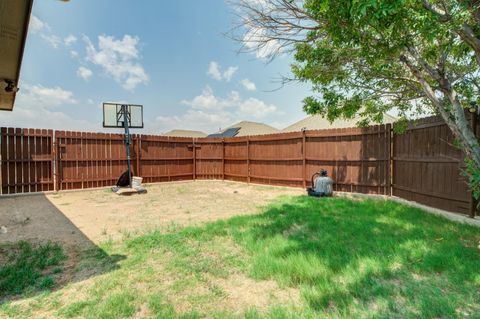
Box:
<box><xmin>1</xmin><ymin>196</ymin><xmax>480</xmax><ymax>318</ymax></box>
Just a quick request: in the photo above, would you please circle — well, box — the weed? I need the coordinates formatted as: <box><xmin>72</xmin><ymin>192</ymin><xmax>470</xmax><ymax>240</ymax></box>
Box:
<box><xmin>0</xmin><ymin>241</ymin><xmax>66</xmax><ymax>298</ymax></box>
<box><xmin>87</xmin><ymin>292</ymin><xmax>136</xmax><ymax>318</ymax></box>
<box><xmin>57</xmin><ymin>300</ymin><xmax>96</xmax><ymax>318</ymax></box>
<box><xmin>176</xmin><ymin>186</ymin><xmax>188</xmax><ymax>194</ymax></box>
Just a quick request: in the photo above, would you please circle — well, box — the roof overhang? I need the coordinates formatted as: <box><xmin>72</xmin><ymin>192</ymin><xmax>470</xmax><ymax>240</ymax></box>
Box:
<box><xmin>0</xmin><ymin>0</ymin><xmax>33</xmax><ymax>111</ymax></box>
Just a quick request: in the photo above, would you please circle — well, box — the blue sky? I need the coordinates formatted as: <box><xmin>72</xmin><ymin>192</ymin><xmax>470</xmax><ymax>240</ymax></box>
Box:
<box><xmin>0</xmin><ymin>0</ymin><xmax>313</xmax><ymax>134</ymax></box>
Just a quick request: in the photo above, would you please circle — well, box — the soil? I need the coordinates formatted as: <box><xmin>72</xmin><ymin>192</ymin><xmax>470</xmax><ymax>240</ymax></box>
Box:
<box><xmin>0</xmin><ymin>180</ymin><xmax>301</xmax><ymax>247</ymax></box>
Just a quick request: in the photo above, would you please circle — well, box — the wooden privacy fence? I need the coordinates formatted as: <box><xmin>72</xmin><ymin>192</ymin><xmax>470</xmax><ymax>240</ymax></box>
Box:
<box><xmin>0</xmin><ymin>125</ymin><xmax>392</xmax><ymax>195</ymax></box>
<box><xmin>0</xmin><ymin>115</ymin><xmax>475</xmax><ymax>217</ymax></box>
<box><xmin>0</xmin><ymin>128</ymin><xmax>54</xmax><ymax>194</ymax></box>
<box><xmin>222</xmin><ymin>126</ymin><xmax>391</xmax><ymax>195</ymax></box>
<box><xmin>55</xmin><ymin>131</ymin><xmax>134</xmax><ymax>190</ymax></box>
<box><xmin>393</xmin><ymin>116</ymin><xmax>473</xmax><ymax>215</ymax></box>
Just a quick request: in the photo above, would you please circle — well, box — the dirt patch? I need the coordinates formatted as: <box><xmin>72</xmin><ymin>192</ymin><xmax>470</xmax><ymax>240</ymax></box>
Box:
<box><xmin>0</xmin><ymin>180</ymin><xmax>301</xmax><ymax>247</ymax></box>
<box><xmin>55</xmin><ymin>248</ymin><xmax>81</xmax><ymax>287</ymax></box>
<box><xmin>0</xmin><ymin>194</ymin><xmax>92</xmax><ymax>249</ymax></box>
<box><xmin>158</xmin><ymin>235</ymin><xmax>301</xmax><ymax>315</ymax></box>
<box><xmin>134</xmin><ymin>303</ymin><xmax>152</xmax><ymax>318</ymax></box>
<box><xmin>212</xmin><ymin>273</ymin><xmax>301</xmax><ymax>313</ymax></box>
<box><xmin>164</xmin><ymin>272</ymin><xmax>301</xmax><ymax>315</ymax></box>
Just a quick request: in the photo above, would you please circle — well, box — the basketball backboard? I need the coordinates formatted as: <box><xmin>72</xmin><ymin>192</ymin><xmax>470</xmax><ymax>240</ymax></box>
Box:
<box><xmin>103</xmin><ymin>103</ymin><xmax>143</xmax><ymax>128</ymax></box>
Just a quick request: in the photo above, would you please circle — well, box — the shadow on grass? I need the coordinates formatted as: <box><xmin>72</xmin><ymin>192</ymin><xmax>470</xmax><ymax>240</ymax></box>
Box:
<box><xmin>131</xmin><ymin>195</ymin><xmax>480</xmax><ymax>317</ymax></box>
<box><xmin>235</xmin><ymin>196</ymin><xmax>480</xmax><ymax>317</ymax></box>
<box><xmin>0</xmin><ymin>194</ymin><xmax>126</xmax><ymax>303</ymax></box>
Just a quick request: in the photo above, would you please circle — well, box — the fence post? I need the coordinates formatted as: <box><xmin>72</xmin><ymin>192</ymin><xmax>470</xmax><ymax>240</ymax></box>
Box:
<box><xmin>247</xmin><ymin>137</ymin><xmax>250</xmax><ymax>183</ymax></box>
<box><xmin>387</xmin><ymin>124</ymin><xmax>392</xmax><ymax>196</ymax></box>
<box><xmin>192</xmin><ymin>138</ymin><xmax>196</xmax><ymax>180</ymax></box>
<box><xmin>470</xmin><ymin>111</ymin><xmax>478</xmax><ymax>218</ymax></box>
<box><xmin>135</xmin><ymin>135</ymin><xmax>141</xmax><ymax>177</ymax></box>
<box><xmin>52</xmin><ymin>131</ymin><xmax>57</xmax><ymax>192</ymax></box>
<box><xmin>302</xmin><ymin>129</ymin><xmax>306</xmax><ymax>188</ymax></box>
<box><xmin>0</xmin><ymin>128</ymin><xmax>4</xmax><ymax>195</ymax></box>
<box><xmin>222</xmin><ymin>138</ymin><xmax>225</xmax><ymax>181</ymax></box>
<box><xmin>56</xmin><ymin>135</ymin><xmax>61</xmax><ymax>192</ymax></box>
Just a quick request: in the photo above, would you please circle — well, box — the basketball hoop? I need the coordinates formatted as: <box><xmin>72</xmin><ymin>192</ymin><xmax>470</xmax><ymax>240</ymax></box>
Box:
<box><xmin>103</xmin><ymin>103</ymin><xmax>143</xmax><ymax>128</ymax></box>
<box><xmin>103</xmin><ymin>103</ymin><xmax>144</xmax><ymax>188</ymax></box>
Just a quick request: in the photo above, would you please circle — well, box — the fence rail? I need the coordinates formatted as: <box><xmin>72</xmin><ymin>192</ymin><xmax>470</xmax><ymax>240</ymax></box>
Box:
<box><xmin>0</xmin><ymin>114</ymin><xmax>476</xmax><ymax>217</ymax></box>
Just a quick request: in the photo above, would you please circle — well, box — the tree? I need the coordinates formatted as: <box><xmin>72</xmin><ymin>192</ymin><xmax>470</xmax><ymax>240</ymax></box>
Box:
<box><xmin>230</xmin><ymin>0</ymin><xmax>480</xmax><ymax>185</ymax></box>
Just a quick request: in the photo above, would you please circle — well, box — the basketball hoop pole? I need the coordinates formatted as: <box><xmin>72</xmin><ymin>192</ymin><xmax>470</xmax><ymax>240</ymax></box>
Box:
<box><xmin>104</xmin><ymin>102</ymin><xmax>142</xmax><ymax>188</ymax></box>
<box><xmin>121</xmin><ymin>104</ymin><xmax>133</xmax><ymax>188</ymax></box>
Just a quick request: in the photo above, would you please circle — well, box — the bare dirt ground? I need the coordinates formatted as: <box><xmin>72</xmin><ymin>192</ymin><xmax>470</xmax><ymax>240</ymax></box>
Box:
<box><xmin>0</xmin><ymin>180</ymin><xmax>301</xmax><ymax>247</ymax></box>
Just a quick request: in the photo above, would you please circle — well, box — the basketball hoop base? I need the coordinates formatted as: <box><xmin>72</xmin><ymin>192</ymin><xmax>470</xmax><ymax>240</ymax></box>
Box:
<box><xmin>111</xmin><ymin>186</ymin><xmax>148</xmax><ymax>196</ymax></box>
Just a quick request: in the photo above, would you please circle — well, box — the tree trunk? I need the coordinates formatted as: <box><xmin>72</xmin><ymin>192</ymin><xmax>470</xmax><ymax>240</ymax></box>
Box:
<box><xmin>443</xmin><ymin>86</ymin><xmax>480</xmax><ymax>168</ymax></box>
<box><xmin>401</xmin><ymin>54</ymin><xmax>480</xmax><ymax>170</ymax></box>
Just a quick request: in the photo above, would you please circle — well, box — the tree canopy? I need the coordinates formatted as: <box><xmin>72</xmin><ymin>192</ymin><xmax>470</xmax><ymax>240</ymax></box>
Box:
<box><xmin>231</xmin><ymin>0</ymin><xmax>480</xmax><ymax>177</ymax></box>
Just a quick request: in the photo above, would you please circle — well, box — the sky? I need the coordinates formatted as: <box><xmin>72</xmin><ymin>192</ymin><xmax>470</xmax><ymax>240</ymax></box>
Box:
<box><xmin>0</xmin><ymin>0</ymin><xmax>314</xmax><ymax>134</ymax></box>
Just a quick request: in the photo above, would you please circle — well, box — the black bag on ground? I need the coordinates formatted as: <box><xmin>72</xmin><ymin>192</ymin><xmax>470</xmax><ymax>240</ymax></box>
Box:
<box><xmin>116</xmin><ymin>171</ymin><xmax>131</xmax><ymax>187</ymax></box>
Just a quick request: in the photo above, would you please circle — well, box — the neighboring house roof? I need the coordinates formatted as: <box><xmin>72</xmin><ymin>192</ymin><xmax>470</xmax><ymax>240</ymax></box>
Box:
<box><xmin>208</xmin><ymin>121</ymin><xmax>280</xmax><ymax>138</ymax></box>
<box><xmin>281</xmin><ymin>113</ymin><xmax>397</xmax><ymax>133</ymax></box>
<box><xmin>161</xmin><ymin>129</ymin><xmax>207</xmax><ymax>138</ymax></box>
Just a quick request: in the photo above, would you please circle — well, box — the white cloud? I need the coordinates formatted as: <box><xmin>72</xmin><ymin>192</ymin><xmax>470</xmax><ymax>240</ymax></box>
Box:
<box><xmin>29</xmin><ymin>15</ymin><xmax>62</xmax><ymax>49</ymax></box>
<box><xmin>182</xmin><ymin>86</ymin><xmax>276</xmax><ymax>117</ymax></box>
<box><xmin>156</xmin><ymin>86</ymin><xmax>279</xmax><ymax>133</ymax></box>
<box><xmin>181</xmin><ymin>86</ymin><xmax>240</xmax><ymax>111</ymax></box>
<box><xmin>70</xmin><ymin>50</ymin><xmax>79</xmax><ymax>58</ymax></box>
<box><xmin>0</xmin><ymin>84</ymin><xmax>98</xmax><ymax>131</ymax></box>
<box><xmin>77</xmin><ymin>66</ymin><xmax>93</xmax><ymax>81</ymax></box>
<box><xmin>17</xmin><ymin>84</ymin><xmax>78</xmax><ymax>108</ymax></box>
<box><xmin>243</xmin><ymin>26</ymin><xmax>282</xmax><ymax>60</ymax></box>
<box><xmin>207</xmin><ymin>62</ymin><xmax>222</xmax><ymax>81</ymax></box>
<box><xmin>64</xmin><ymin>34</ymin><xmax>77</xmax><ymax>46</ymax></box>
<box><xmin>223</xmin><ymin>66</ymin><xmax>239</xmax><ymax>81</ymax></box>
<box><xmin>240</xmin><ymin>78</ymin><xmax>256</xmax><ymax>91</ymax></box>
<box><xmin>83</xmin><ymin>34</ymin><xmax>149</xmax><ymax>91</ymax></box>
<box><xmin>40</xmin><ymin>34</ymin><xmax>62</xmax><ymax>48</ymax></box>
<box><xmin>155</xmin><ymin>110</ymin><xmax>232</xmax><ymax>133</ymax></box>
<box><xmin>207</xmin><ymin>61</ymin><xmax>238</xmax><ymax>81</ymax></box>
<box><xmin>238</xmin><ymin>97</ymin><xmax>277</xmax><ymax>119</ymax></box>
<box><xmin>0</xmin><ymin>106</ymin><xmax>98</xmax><ymax>131</ymax></box>
<box><xmin>29</xmin><ymin>15</ymin><xmax>49</xmax><ymax>34</ymax></box>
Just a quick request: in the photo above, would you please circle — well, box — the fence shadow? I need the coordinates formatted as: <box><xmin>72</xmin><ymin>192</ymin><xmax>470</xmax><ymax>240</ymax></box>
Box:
<box><xmin>0</xmin><ymin>194</ymin><xmax>125</xmax><ymax>303</ymax></box>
